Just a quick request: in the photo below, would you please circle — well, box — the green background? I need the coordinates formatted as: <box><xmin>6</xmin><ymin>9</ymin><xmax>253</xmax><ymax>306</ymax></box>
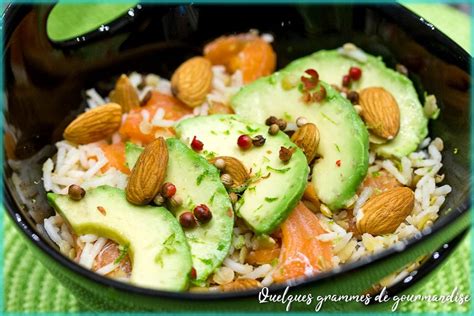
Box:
<box><xmin>3</xmin><ymin>3</ymin><xmax>471</xmax><ymax>313</ymax></box>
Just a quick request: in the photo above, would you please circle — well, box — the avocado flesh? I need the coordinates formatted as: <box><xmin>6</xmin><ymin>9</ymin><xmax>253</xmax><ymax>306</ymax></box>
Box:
<box><xmin>47</xmin><ymin>186</ymin><xmax>192</xmax><ymax>291</ymax></box>
<box><xmin>126</xmin><ymin>139</ymin><xmax>233</xmax><ymax>285</ymax></box>
<box><xmin>283</xmin><ymin>50</ymin><xmax>428</xmax><ymax>158</ymax></box>
<box><xmin>175</xmin><ymin>115</ymin><xmax>309</xmax><ymax>234</ymax></box>
<box><xmin>231</xmin><ymin>78</ymin><xmax>368</xmax><ymax>210</ymax></box>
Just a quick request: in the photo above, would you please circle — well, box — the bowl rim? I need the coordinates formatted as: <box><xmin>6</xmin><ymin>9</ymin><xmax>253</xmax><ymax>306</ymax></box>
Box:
<box><xmin>3</xmin><ymin>2</ymin><xmax>471</xmax><ymax>301</ymax></box>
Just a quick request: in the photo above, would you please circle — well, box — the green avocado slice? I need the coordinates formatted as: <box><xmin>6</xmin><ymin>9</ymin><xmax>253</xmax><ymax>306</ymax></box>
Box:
<box><xmin>231</xmin><ymin>78</ymin><xmax>368</xmax><ymax>210</ymax></box>
<box><xmin>175</xmin><ymin>115</ymin><xmax>309</xmax><ymax>234</ymax></box>
<box><xmin>47</xmin><ymin>186</ymin><xmax>192</xmax><ymax>291</ymax></box>
<box><xmin>126</xmin><ymin>139</ymin><xmax>233</xmax><ymax>285</ymax></box>
<box><xmin>283</xmin><ymin>50</ymin><xmax>428</xmax><ymax>158</ymax></box>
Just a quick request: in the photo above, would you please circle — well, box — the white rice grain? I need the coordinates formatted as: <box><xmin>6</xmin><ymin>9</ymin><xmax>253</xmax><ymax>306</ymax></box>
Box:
<box><xmin>223</xmin><ymin>258</ymin><xmax>253</xmax><ymax>275</ymax></box>
<box><xmin>242</xmin><ymin>264</ymin><xmax>272</xmax><ymax>280</ymax></box>
<box><xmin>60</xmin><ymin>223</ymin><xmax>74</xmax><ymax>246</ymax></box>
<box><xmin>43</xmin><ymin>217</ymin><xmax>63</xmax><ymax>246</ymax></box>
<box><xmin>80</xmin><ymin>237</ymin><xmax>107</xmax><ymax>269</ymax></box>
<box><xmin>86</xmin><ymin>88</ymin><xmax>106</xmax><ymax>108</ymax></box>
<box><xmin>333</xmin><ymin>233</ymin><xmax>353</xmax><ymax>254</ymax></box>
<box><xmin>129</xmin><ymin>72</ymin><xmax>142</xmax><ymax>88</ymax></box>
<box><xmin>79</xmin><ymin>234</ymin><xmax>98</xmax><ymax>243</ymax></box>
<box><xmin>354</xmin><ymin>187</ymin><xmax>373</xmax><ymax>216</ymax></box>
<box><xmin>151</xmin><ymin>108</ymin><xmax>165</xmax><ymax>124</ymax></box>
<box><xmin>433</xmin><ymin>185</ymin><xmax>452</xmax><ymax>196</ymax></box>
<box><xmin>419</xmin><ymin>137</ymin><xmax>431</xmax><ymax>149</ymax></box>
<box><xmin>261</xmin><ymin>33</ymin><xmax>274</xmax><ymax>43</ymax></box>
<box><xmin>261</xmin><ymin>270</ymin><xmax>275</xmax><ymax>287</ymax></box>
<box><xmin>95</xmin><ymin>262</ymin><xmax>119</xmax><ymax>276</ymax></box>
<box><xmin>382</xmin><ymin>160</ymin><xmax>408</xmax><ymax>185</ymax></box>
<box><xmin>42</xmin><ymin>158</ymin><xmax>54</xmax><ymax>191</ymax></box>
<box><xmin>145</xmin><ymin>74</ymin><xmax>160</xmax><ymax>87</ymax></box>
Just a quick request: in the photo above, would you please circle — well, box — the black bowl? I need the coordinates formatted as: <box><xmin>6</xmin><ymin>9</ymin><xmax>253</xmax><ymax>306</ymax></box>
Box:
<box><xmin>3</xmin><ymin>3</ymin><xmax>471</xmax><ymax>312</ymax></box>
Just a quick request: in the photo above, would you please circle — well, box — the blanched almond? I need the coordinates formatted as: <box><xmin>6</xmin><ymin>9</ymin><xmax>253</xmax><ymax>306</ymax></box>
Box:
<box><xmin>63</xmin><ymin>103</ymin><xmax>122</xmax><ymax>144</ymax></box>
<box><xmin>356</xmin><ymin>187</ymin><xmax>414</xmax><ymax>235</ymax></box>
<box><xmin>359</xmin><ymin>87</ymin><xmax>400</xmax><ymax>140</ymax></box>
<box><xmin>126</xmin><ymin>137</ymin><xmax>169</xmax><ymax>205</ymax></box>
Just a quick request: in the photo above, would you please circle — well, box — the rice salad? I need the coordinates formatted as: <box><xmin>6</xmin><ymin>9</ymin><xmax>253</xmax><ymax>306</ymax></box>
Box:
<box><xmin>39</xmin><ymin>32</ymin><xmax>450</xmax><ymax>293</ymax></box>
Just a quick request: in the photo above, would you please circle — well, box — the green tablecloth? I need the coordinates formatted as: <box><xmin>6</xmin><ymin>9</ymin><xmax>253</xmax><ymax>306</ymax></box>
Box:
<box><xmin>3</xmin><ymin>4</ymin><xmax>471</xmax><ymax>313</ymax></box>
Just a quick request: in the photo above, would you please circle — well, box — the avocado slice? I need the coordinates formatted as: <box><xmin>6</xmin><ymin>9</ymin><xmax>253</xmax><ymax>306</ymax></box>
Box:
<box><xmin>231</xmin><ymin>77</ymin><xmax>368</xmax><ymax>210</ymax></box>
<box><xmin>47</xmin><ymin>186</ymin><xmax>192</xmax><ymax>291</ymax></box>
<box><xmin>283</xmin><ymin>50</ymin><xmax>428</xmax><ymax>158</ymax></box>
<box><xmin>175</xmin><ymin>115</ymin><xmax>309</xmax><ymax>234</ymax></box>
<box><xmin>126</xmin><ymin>139</ymin><xmax>233</xmax><ymax>285</ymax></box>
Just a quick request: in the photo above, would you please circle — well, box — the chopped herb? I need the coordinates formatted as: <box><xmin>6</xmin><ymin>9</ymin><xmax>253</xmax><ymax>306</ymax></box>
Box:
<box><xmin>297</xmin><ymin>82</ymin><xmax>305</xmax><ymax>93</ymax></box>
<box><xmin>253</xmin><ymin>169</ymin><xmax>263</xmax><ymax>179</ymax></box>
<box><xmin>163</xmin><ymin>233</ymin><xmax>176</xmax><ymax>248</ymax></box>
<box><xmin>217</xmin><ymin>243</ymin><xmax>226</xmax><ymax>251</ymax></box>
<box><xmin>235</xmin><ymin>196</ymin><xmax>245</xmax><ymax>210</ymax></box>
<box><xmin>223</xmin><ymin>130</ymin><xmax>230</xmax><ymax>135</ymax></box>
<box><xmin>263</xmin><ymin>156</ymin><xmax>270</xmax><ymax>163</ymax></box>
<box><xmin>155</xmin><ymin>234</ymin><xmax>177</xmax><ymax>265</ymax></box>
<box><xmin>265</xmin><ymin>197</ymin><xmax>278</xmax><ymax>202</ymax></box>
<box><xmin>246</xmin><ymin>125</ymin><xmax>259</xmax><ymax>133</ymax></box>
<box><xmin>229</xmin><ymin>183</ymin><xmax>248</xmax><ymax>193</ymax></box>
<box><xmin>269</xmin><ymin>76</ymin><xmax>277</xmax><ymax>85</ymax></box>
<box><xmin>199</xmin><ymin>258</ymin><xmax>213</xmax><ymax>266</ymax></box>
<box><xmin>266</xmin><ymin>165</ymin><xmax>290</xmax><ymax>173</ymax></box>
<box><xmin>211</xmin><ymin>130</ymin><xmax>218</xmax><ymax>135</ymax></box>
<box><xmin>372</xmin><ymin>171</ymin><xmax>381</xmax><ymax>177</ymax></box>
<box><xmin>114</xmin><ymin>244</ymin><xmax>129</xmax><ymax>264</ymax></box>
<box><xmin>247</xmin><ymin>186</ymin><xmax>257</xmax><ymax>193</ymax></box>
<box><xmin>321</xmin><ymin>112</ymin><xmax>337</xmax><ymax>125</ymax></box>
<box><xmin>209</xmin><ymin>192</ymin><xmax>216</xmax><ymax>204</ymax></box>
<box><xmin>155</xmin><ymin>254</ymin><xmax>164</xmax><ymax>266</ymax></box>
<box><xmin>453</xmin><ymin>148</ymin><xmax>459</xmax><ymax>154</ymax></box>
<box><xmin>202</xmin><ymin>150</ymin><xmax>216</xmax><ymax>160</ymax></box>
<box><xmin>283</xmin><ymin>112</ymin><xmax>293</xmax><ymax>121</ymax></box>
<box><xmin>255</xmin><ymin>204</ymin><xmax>263</xmax><ymax>211</ymax></box>
<box><xmin>186</xmin><ymin>236</ymin><xmax>205</xmax><ymax>244</ymax></box>
<box><xmin>196</xmin><ymin>170</ymin><xmax>210</xmax><ymax>185</ymax></box>
<box><xmin>334</xmin><ymin>144</ymin><xmax>341</xmax><ymax>153</ymax></box>
<box><xmin>270</xmin><ymin>258</ymin><xmax>279</xmax><ymax>267</ymax></box>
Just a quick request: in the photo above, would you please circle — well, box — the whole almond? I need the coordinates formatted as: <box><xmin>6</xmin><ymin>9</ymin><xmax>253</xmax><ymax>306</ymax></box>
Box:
<box><xmin>357</xmin><ymin>187</ymin><xmax>414</xmax><ymax>235</ymax></box>
<box><xmin>126</xmin><ymin>137</ymin><xmax>169</xmax><ymax>205</ymax></box>
<box><xmin>171</xmin><ymin>57</ymin><xmax>213</xmax><ymax>108</ymax></box>
<box><xmin>63</xmin><ymin>103</ymin><xmax>122</xmax><ymax>144</ymax></box>
<box><xmin>109</xmin><ymin>74</ymin><xmax>140</xmax><ymax>113</ymax></box>
<box><xmin>210</xmin><ymin>156</ymin><xmax>249</xmax><ymax>188</ymax></box>
<box><xmin>219</xmin><ymin>278</ymin><xmax>261</xmax><ymax>292</ymax></box>
<box><xmin>359</xmin><ymin>87</ymin><xmax>400</xmax><ymax>140</ymax></box>
<box><xmin>290</xmin><ymin>123</ymin><xmax>320</xmax><ymax>162</ymax></box>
